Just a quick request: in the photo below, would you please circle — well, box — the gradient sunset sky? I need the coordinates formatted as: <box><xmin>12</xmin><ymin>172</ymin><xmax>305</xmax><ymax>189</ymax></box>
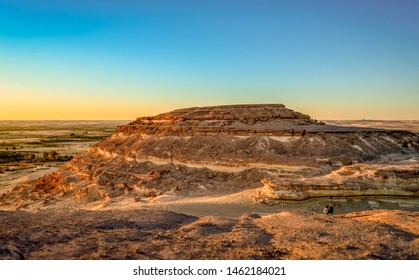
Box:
<box><xmin>1</xmin><ymin>0</ymin><xmax>418</xmax><ymax>120</ymax></box>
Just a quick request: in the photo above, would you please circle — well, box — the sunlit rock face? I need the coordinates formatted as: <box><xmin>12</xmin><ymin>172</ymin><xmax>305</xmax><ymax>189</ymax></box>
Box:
<box><xmin>1</xmin><ymin>104</ymin><xmax>418</xmax><ymax>209</ymax></box>
<box><xmin>100</xmin><ymin>104</ymin><xmax>419</xmax><ymax>166</ymax></box>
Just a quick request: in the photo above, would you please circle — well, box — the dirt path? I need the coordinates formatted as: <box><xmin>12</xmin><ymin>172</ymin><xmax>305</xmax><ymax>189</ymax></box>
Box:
<box><xmin>99</xmin><ymin>187</ymin><xmax>419</xmax><ymax>218</ymax></box>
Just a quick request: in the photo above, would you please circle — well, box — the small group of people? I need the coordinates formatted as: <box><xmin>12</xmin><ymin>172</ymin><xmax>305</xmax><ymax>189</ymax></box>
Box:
<box><xmin>323</xmin><ymin>204</ymin><xmax>334</xmax><ymax>214</ymax></box>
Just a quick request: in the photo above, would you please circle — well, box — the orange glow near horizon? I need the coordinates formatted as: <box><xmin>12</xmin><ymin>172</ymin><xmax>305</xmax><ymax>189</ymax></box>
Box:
<box><xmin>2</xmin><ymin>94</ymin><xmax>419</xmax><ymax>120</ymax></box>
<box><xmin>1</xmin><ymin>1</ymin><xmax>418</xmax><ymax>121</ymax></box>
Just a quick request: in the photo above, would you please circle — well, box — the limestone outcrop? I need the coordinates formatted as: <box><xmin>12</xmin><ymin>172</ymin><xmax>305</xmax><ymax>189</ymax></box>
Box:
<box><xmin>261</xmin><ymin>166</ymin><xmax>419</xmax><ymax>200</ymax></box>
<box><xmin>1</xmin><ymin>104</ymin><xmax>418</xmax><ymax>210</ymax></box>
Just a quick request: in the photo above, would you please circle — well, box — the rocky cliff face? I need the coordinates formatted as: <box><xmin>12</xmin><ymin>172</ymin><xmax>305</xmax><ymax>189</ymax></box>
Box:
<box><xmin>262</xmin><ymin>164</ymin><xmax>419</xmax><ymax>200</ymax></box>
<box><xmin>1</xmin><ymin>104</ymin><xmax>418</xmax><ymax>210</ymax></box>
<box><xmin>100</xmin><ymin>104</ymin><xmax>418</xmax><ymax>166</ymax></box>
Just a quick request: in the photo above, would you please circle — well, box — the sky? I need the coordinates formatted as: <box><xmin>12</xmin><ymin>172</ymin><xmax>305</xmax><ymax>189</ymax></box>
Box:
<box><xmin>0</xmin><ymin>0</ymin><xmax>418</xmax><ymax>120</ymax></box>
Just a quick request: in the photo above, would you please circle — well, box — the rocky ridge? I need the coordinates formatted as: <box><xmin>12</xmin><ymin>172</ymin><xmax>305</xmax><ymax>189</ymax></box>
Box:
<box><xmin>1</xmin><ymin>104</ymin><xmax>418</xmax><ymax>210</ymax></box>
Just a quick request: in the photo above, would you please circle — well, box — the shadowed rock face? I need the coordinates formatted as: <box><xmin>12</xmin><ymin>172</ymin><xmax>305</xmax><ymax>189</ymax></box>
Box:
<box><xmin>1</xmin><ymin>104</ymin><xmax>418</xmax><ymax>210</ymax></box>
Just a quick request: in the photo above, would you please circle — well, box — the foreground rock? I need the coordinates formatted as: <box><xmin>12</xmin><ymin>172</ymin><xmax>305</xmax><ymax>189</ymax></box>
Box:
<box><xmin>0</xmin><ymin>209</ymin><xmax>417</xmax><ymax>260</ymax></box>
<box><xmin>1</xmin><ymin>104</ymin><xmax>418</xmax><ymax>210</ymax></box>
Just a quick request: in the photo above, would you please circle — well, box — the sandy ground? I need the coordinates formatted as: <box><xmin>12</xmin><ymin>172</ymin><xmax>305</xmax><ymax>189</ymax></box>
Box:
<box><xmin>0</xmin><ymin>166</ymin><xmax>58</xmax><ymax>195</ymax></box>
<box><xmin>102</xmin><ymin>186</ymin><xmax>419</xmax><ymax>218</ymax></box>
<box><xmin>0</xmin><ymin>209</ymin><xmax>417</xmax><ymax>260</ymax></box>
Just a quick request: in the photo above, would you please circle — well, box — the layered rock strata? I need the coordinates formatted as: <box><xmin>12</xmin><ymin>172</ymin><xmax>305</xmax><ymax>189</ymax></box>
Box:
<box><xmin>262</xmin><ymin>164</ymin><xmax>419</xmax><ymax>200</ymax></box>
<box><xmin>1</xmin><ymin>104</ymin><xmax>418</xmax><ymax>209</ymax></box>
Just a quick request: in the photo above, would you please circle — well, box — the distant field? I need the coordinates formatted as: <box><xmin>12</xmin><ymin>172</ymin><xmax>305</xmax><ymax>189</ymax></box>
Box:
<box><xmin>0</xmin><ymin>120</ymin><xmax>128</xmax><ymax>158</ymax></box>
<box><xmin>0</xmin><ymin>120</ymin><xmax>128</xmax><ymax>192</ymax></box>
<box><xmin>323</xmin><ymin>120</ymin><xmax>419</xmax><ymax>133</ymax></box>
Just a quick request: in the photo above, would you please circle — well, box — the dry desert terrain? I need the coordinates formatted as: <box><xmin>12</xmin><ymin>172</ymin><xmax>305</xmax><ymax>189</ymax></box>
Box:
<box><xmin>1</xmin><ymin>105</ymin><xmax>418</xmax><ymax>260</ymax></box>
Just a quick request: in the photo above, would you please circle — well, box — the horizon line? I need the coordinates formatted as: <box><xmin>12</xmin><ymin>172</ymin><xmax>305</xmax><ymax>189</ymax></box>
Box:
<box><xmin>1</xmin><ymin>119</ymin><xmax>419</xmax><ymax>122</ymax></box>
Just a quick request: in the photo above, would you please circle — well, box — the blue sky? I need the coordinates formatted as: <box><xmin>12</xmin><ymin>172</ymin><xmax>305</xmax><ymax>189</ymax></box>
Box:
<box><xmin>0</xmin><ymin>0</ymin><xmax>418</xmax><ymax>119</ymax></box>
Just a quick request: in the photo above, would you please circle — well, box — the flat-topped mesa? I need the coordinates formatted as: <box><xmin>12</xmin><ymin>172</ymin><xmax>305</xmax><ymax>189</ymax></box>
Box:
<box><xmin>1</xmin><ymin>103</ymin><xmax>419</xmax><ymax>211</ymax></box>
<box><xmin>140</xmin><ymin>104</ymin><xmax>311</xmax><ymax>121</ymax></box>
<box><xmin>117</xmin><ymin>104</ymin><xmax>317</xmax><ymax>135</ymax></box>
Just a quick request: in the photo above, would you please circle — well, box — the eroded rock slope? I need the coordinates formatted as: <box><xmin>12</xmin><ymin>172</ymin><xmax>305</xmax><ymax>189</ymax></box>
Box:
<box><xmin>1</xmin><ymin>104</ymin><xmax>418</xmax><ymax>209</ymax></box>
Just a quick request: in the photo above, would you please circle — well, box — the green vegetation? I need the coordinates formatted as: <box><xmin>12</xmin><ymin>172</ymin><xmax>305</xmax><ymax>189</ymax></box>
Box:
<box><xmin>39</xmin><ymin>133</ymin><xmax>106</xmax><ymax>144</ymax></box>
<box><xmin>0</xmin><ymin>151</ymin><xmax>25</xmax><ymax>163</ymax></box>
<box><xmin>41</xmin><ymin>150</ymin><xmax>73</xmax><ymax>162</ymax></box>
<box><xmin>1</xmin><ymin>134</ymin><xmax>108</xmax><ymax>149</ymax></box>
<box><xmin>0</xmin><ymin>121</ymin><xmax>124</xmax><ymax>167</ymax></box>
<box><xmin>0</xmin><ymin>151</ymin><xmax>73</xmax><ymax>164</ymax></box>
